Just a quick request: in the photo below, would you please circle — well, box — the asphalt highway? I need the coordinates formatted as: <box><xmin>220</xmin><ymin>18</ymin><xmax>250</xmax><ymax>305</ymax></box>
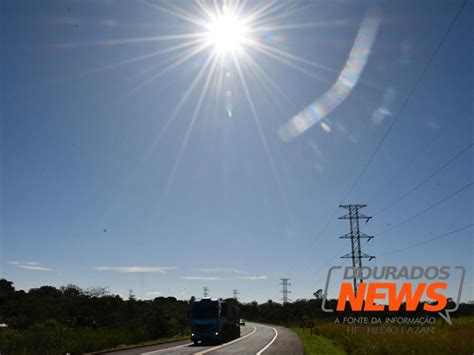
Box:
<box><xmin>104</xmin><ymin>323</ymin><xmax>304</xmax><ymax>355</ymax></box>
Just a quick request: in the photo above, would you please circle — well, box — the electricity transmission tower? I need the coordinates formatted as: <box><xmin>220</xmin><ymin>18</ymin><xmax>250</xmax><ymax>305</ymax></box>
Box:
<box><xmin>280</xmin><ymin>278</ymin><xmax>291</xmax><ymax>304</ymax></box>
<box><xmin>339</xmin><ymin>204</ymin><xmax>375</xmax><ymax>295</ymax></box>
<box><xmin>203</xmin><ymin>287</ymin><xmax>209</xmax><ymax>298</ymax></box>
<box><xmin>232</xmin><ymin>289</ymin><xmax>239</xmax><ymax>301</ymax></box>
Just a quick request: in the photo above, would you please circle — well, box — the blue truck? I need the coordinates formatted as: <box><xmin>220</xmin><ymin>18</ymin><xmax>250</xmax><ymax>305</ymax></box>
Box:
<box><xmin>190</xmin><ymin>298</ymin><xmax>241</xmax><ymax>344</ymax></box>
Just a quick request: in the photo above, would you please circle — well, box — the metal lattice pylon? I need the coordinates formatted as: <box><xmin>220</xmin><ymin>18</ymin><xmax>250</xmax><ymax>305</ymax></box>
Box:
<box><xmin>280</xmin><ymin>278</ymin><xmax>291</xmax><ymax>304</ymax></box>
<box><xmin>339</xmin><ymin>204</ymin><xmax>375</xmax><ymax>295</ymax></box>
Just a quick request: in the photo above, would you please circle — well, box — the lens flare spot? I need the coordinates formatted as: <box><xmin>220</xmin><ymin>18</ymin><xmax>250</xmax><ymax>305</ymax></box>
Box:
<box><xmin>321</xmin><ymin>122</ymin><xmax>331</xmax><ymax>132</ymax></box>
<box><xmin>225</xmin><ymin>90</ymin><xmax>233</xmax><ymax>118</ymax></box>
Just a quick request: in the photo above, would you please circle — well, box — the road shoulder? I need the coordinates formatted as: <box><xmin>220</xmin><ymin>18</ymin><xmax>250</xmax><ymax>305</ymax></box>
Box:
<box><xmin>262</xmin><ymin>326</ymin><xmax>304</xmax><ymax>355</ymax></box>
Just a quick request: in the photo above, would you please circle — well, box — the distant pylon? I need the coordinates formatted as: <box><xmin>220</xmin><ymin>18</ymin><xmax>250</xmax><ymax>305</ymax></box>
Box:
<box><xmin>203</xmin><ymin>287</ymin><xmax>209</xmax><ymax>298</ymax></box>
<box><xmin>280</xmin><ymin>278</ymin><xmax>291</xmax><ymax>304</ymax></box>
<box><xmin>232</xmin><ymin>289</ymin><xmax>239</xmax><ymax>301</ymax></box>
<box><xmin>339</xmin><ymin>204</ymin><xmax>375</xmax><ymax>295</ymax></box>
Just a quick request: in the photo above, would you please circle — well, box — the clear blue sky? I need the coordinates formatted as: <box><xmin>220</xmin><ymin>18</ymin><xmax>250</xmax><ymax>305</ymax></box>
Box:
<box><xmin>1</xmin><ymin>0</ymin><xmax>472</xmax><ymax>303</ymax></box>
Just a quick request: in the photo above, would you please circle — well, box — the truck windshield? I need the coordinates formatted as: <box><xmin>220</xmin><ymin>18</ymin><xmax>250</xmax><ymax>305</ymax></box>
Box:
<box><xmin>191</xmin><ymin>308</ymin><xmax>218</xmax><ymax>319</ymax></box>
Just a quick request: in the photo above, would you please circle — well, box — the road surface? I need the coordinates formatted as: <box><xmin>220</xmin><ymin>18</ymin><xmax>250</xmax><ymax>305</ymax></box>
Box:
<box><xmin>104</xmin><ymin>323</ymin><xmax>304</xmax><ymax>355</ymax></box>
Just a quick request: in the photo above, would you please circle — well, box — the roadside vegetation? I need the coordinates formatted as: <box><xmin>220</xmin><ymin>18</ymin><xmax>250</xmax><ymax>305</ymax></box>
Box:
<box><xmin>0</xmin><ymin>279</ymin><xmax>190</xmax><ymax>354</ymax></box>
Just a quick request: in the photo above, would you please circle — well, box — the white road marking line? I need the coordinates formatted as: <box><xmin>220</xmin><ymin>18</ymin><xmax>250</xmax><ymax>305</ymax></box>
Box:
<box><xmin>141</xmin><ymin>342</ymin><xmax>194</xmax><ymax>354</ymax></box>
<box><xmin>256</xmin><ymin>326</ymin><xmax>278</xmax><ymax>355</ymax></box>
<box><xmin>194</xmin><ymin>326</ymin><xmax>257</xmax><ymax>355</ymax></box>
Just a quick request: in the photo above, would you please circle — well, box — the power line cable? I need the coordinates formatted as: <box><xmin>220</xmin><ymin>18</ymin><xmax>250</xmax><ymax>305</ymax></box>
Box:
<box><xmin>311</xmin><ymin>183</ymin><xmax>472</xmax><ymax>288</ymax></box>
<box><xmin>376</xmin><ymin>182</ymin><xmax>473</xmax><ymax>235</ymax></box>
<box><xmin>300</xmin><ymin>142</ymin><xmax>471</xmax><ymax>280</ymax></box>
<box><xmin>312</xmin><ymin>183</ymin><xmax>472</xmax><ymax>286</ymax></box>
<box><xmin>374</xmin><ymin>143</ymin><xmax>472</xmax><ymax>217</ymax></box>
<box><xmin>303</xmin><ymin>142</ymin><xmax>471</xmax><ymax>287</ymax></box>
<box><xmin>366</xmin><ymin>129</ymin><xmax>444</xmax><ymax>203</ymax></box>
<box><xmin>379</xmin><ymin>224</ymin><xmax>473</xmax><ymax>256</ymax></box>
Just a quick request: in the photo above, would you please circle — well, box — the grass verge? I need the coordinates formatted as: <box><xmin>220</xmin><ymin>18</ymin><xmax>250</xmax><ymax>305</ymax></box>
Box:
<box><xmin>292</xmin><ymin>327</ymin><xmax>346</xmax><ymax>355</ymax></box>
<box><xmin>293</xmin><ymin>317</ymin><xmax>474</xmax><ymax>354</ymax></box>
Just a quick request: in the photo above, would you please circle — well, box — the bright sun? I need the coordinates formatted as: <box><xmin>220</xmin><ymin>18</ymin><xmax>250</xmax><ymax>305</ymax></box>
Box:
<box><xmin>206</xmin><ymin>13</ymin><xmax>248</xmax><ymax>55</ymax></box>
